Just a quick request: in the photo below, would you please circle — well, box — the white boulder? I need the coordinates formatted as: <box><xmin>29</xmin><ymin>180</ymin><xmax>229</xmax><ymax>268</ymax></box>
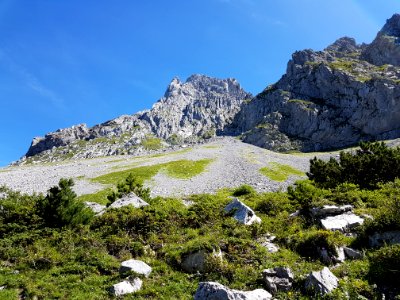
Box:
<box><xmin>109</xmin><ymin>278</ymin><xmax>142</xmax><ymax>296</ymax></box>
<box><xmin>224</xmin><ymin>198</ymin><xmax>261</xmax><ymax>225</ymax></box>
<box><xmin>194</xmin><ymin>281</ymin><xmax>272</xmax><ymax>300</ymax></box>
<box><xmin>109</xmin><ymin>192</ymin><xmax>149</xmax><ymax>209</ymax></box>
<box><xmin>320</xmin><ymin>212</ymin><xmax>364</xmax><ymax>232</ymax></box>
<box><xmin>119</xmin><ymin>259</ymin><xmax>152</xmax><ymax>277</ymax></box>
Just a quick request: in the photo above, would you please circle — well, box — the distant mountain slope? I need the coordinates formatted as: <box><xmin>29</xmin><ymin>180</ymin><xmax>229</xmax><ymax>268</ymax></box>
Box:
<box><xmin>232</xmin><ymin>14</ymin><xmax>400</xmax><ymax>151</ymax></box>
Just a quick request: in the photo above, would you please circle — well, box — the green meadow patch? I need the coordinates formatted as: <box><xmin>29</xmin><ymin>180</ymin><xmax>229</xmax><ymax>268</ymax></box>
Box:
<box><xmin>259</xmin><ymin>162</ymin><xmax>304</xmax><ymax>181</ymax></box>
<box><xmin>92</xmin><ymin>159</ymin><xmax>214</xmax><ymax>185</ymax></box>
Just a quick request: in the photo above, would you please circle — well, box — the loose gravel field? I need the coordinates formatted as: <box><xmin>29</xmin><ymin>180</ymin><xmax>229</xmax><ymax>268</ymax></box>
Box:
<box><xmin>0</xmin><ymin>137</ymin><xmax>340</xmax><ymax>197</ymax></box>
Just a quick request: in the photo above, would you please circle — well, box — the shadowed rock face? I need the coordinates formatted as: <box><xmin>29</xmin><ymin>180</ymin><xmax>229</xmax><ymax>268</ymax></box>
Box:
<box><xmin>233</xmin><ymin>14</ymin><xmax>400</xmax><ymax>152</ymax></box>
<box><xmin>362</xmin><ymin>14</ymin><xmax>400</xmax><ymax>66</ymax></box>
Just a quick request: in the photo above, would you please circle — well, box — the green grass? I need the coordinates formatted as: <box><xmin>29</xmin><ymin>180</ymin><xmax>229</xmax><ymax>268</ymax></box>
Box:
<box><xmin>92</xmin><ymin>159</ymin><xmax>214</xmax><ymax>185</ymax></box>
<box><xmin>76</xmin><ymin>188</ymin><xmax>114</xmax><ymax>205</ymax></box>
<box><xmin>260</xmin><ymin>162</ymin><xmax>304</xmax><ymax>181</ymax></box>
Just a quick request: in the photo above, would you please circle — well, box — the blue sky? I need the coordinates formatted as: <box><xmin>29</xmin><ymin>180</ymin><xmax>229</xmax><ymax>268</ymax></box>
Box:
<box><xmin>1</xmin><ymin>0</ymin><xmax>399</xmax><ymax>166</ymax></box>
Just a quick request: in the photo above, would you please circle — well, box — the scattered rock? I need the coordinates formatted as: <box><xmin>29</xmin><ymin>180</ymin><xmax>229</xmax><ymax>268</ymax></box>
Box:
<box><xmin>368</xmin><ymin>231</ymin><xmax>400</xmax><ymax>248</ymax></box>
<box><xmin>194</xmin><ymin>281</ymin><xmax>272</xmax><ymax>300</ymax></box>
<box><xmin>109</xmin><ymin>192</ymin><xmax>149</xmax><ymax>209</ymax></box>
<box><xmin>182</xmin><ymin>248</ymin><xmax>223</xmax><ymax>273</ymax></box>
<box><xmin>262</xmin><ymin>267</ymin><xmax>294</xmax><ymax>294</ymax></box>
<box><xmin>305</xmin><ymin>267</ymin><xmax>338</xmax><ymax>295</ymax></box>
<box><xmin>0</xmin><ymin>192</ymin><xmax>6</xmax><ymax>199</ymax></box>
<box><xmin>320</xmin><ymin>212</ymin><xmax>364</xmax><ymax>232</ymax></box>
<box><xmin>109</xmin><ymin>278</ymin><xmax>142</xmax><ymax>296</ymax></box>
<box><xmin>343</xmin><ymin>246</ymin><xmax>364</xmax><ymax>260</ymax></box>
<box><xmin>257</xmin><ymin>234</ymin><xmax>279</xmax><ymax>253</ymax></box>
<box><xmin>224</xmin><ymin>198</ymin><xmax>261</xmax><ymax>225</ymax></box>
<box><xmin>119</xmin><ymin>259</ymin><xmax>152</xmax><ymax>277</ymax></box>
<box><xmin>84</xmin><ymin>201</ymin><xmax>106</xmax><ymax>214</ymax></box>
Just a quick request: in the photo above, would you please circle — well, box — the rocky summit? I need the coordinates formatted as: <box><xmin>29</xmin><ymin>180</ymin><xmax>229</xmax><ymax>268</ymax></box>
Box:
<box><xmin>21</xmin><ymin>74</ymin><xmax>250</xmax><ymax>164</ymax></box>
<box><xmin>233</xmin><ymin>14</ymin><xmax>400</xmax><ymax>152</ymax></box>
<box><xmin>20</xmin><ymin>14</ymin><xmax>400</xmax><ymax>163</ymax></box>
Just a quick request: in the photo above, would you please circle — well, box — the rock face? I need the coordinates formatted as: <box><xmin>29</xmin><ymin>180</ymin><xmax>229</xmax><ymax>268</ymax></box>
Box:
<box><xmin>119</xmin><ymin>259</ymin><xmax>152</xmax><ymax>277</ymax></box>
<box><xmin>21</xmin><ymin>75</ymin><xmax>250</xmax><ymax>164</ymax></box>
<box><xmin>194</xmin><ymin>282</ymin><xmax>272</xmax><ymax>300</ymax></box>
<box><xmin>224</xmin><ymin>198</ymin><xmax>261</xmax><ymax>225</ymax></box>
<box><xmin>139</xmin><ymin>75</ymin><xmax>251</xmax><ymax>141</ymax></box>
<box><xmin>305</xmin><ymin>267</ymin><xmax>338</xmax><ymax>295</ymax></box>
<box><xmin>362</xmin><ymin>14</ymin><xmax>400</xmax><ymax>66</ymax></box>
<box><xmin>232</xmin><ymin>14</ymin><xmax>400</xmax><ymax>152</ymax></box>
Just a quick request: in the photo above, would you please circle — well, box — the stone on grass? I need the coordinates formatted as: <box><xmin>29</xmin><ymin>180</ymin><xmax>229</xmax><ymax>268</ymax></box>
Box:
<box><xmin>305</xmin><ymin>267</ymin><xmax>338</xmax><ymax>295</ymax></box>
<box><xmin>224</xmin><ymin>198</ymin><xmax>261</xmax><ymax>225</ymax></box>
<box><xmin>182</xmin><ymin>249</ymin><xmax>223</xmax><ymax>273</ymax></box>
<box><xmin>257</xmin><ymin>235</ymin><xmax>279</xmax><ymax>253</ymax></box>
<box><xmin>109</xmin><ymin>278</ymin><xmax>142</xmax><ymax>296</ymax></box>
<box><xmin>119</xmin><ymin>259</ymin><xmax>152</xmax><ymax>277</ymax></box>
<box><xmin>84</xmin><ymin>201</ymin><xmax>106</xmax><ymax>214</ymax></box>
<box><xmin>343</xmin><ymin>247</ymin><xmax>364</xmax><ymax>259</ymax></box>
<box><xmin>194</xmin><ymin>281</ymin><xmax>272</xmax><ymax>300</ymax></box>
<box><xmin>109</xmin><ymin>192</ymin><xmax>149</xmax><ymax>209</ymax></box>
<box><xmin>320</xmin><ymin>212</ymin><xmax>364</xmax><ymax>232</ymax></box>
<box><xmin>262</xmin><ymin>267</ymin><xmax>294</xmax><ymax>294</ymax></box>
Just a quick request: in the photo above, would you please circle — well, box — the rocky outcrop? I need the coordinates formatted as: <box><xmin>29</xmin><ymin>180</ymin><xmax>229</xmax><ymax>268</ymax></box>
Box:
<box><xmin>140</xmin><ymin>74</ymin><xmax>251</xmax><ymax>141</ymax></box>
<box><xmin>232</xmin><ymin>14</ymin><xmax>400</xmax><ymax>152</ymax></box>
<box><xmin>21</xmin><ymin>75</ymin><xmax>250</xmax><ymax>164</ymax></box>
<box><xmin>194</xmin><ymin>282</ymin><xmax>272</xmax><ymax>300</ymax></box>
<box><xmin>305</xmin><ymin>267</ymin><xmax>338</xmax><ymax>295</ymax></box>
<box><xmin>84</xmin><ymin>201</ymin><xmax>106</xmax><ymax>214</ymax></box>
<box><xmin>262</xmin><ymin>267</ymin><xmax>294</xmax><ymax>294</ymax></box>
<box><xmin>362</xmin><ymin>14</ymin><xmax>400</xmax><ymax>66</ymax></box>
<box><xmin>320</xmin><ymin>212</ymin><xmax>364</xmax><ymax>232</ymax></box>
<box><xmin>224</xmin><ymin>198</ymin><xmax>261</xmax><ymax>225</ymax></box>
<box><xmin>368</xmin><ymin>231</ymin><xmax>400</xmax><ymax>248</ymax></box>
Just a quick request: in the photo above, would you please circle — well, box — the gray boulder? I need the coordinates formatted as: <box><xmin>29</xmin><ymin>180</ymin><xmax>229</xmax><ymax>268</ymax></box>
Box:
<box><xmin>262</xmin><ymin>267</ymin><xmax>294</xmax><ymax>294</ymax></box>
<box><xmin>305</xmin><ymin>267</ymin><xmax>338</xmax><ymax>295</ymax></box>
<box><xmin>343</xmin><ymin>247</ymin><xmax>364</xmax><ymax>259</ymax></box>
<box><xmin>109</xmin><ymin>192</ymin><xmax>149</xmax><ymax>209</ymax></box>
<box><xmin>84</xmin><ymin>201</ymin><xmax>106</xmax><ymax>214</ymax></box>
<box><xmin>194</xmin><ymin>281</ymin><xmax>272</xmax><ymax>300</ymax></box>
<box><xmin>119</xmin><ymin>259</ymin><xmax>152</xmax><ymax>277</ymax></box>
<box><xmin>224</xmin><ymin>198</ymin><xmax>261</xmax><ymax>225</ymax></box>
<box><xmin>109</xmin><ymin>278</ymin><xmax>142</xmax><ymax>296</ymax></box>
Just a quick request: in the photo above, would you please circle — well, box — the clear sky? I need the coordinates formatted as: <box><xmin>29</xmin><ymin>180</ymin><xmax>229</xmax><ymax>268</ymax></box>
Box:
<box><xmin>1</xmin><ymin>0</ymin><xmax>399</xmax><ymax>166</ymax></box>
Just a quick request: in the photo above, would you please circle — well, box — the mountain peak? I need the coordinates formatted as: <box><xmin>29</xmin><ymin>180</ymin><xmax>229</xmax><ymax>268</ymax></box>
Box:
<box><xmin>380</xmin><ymin>13</ymin><xmax>400</xmax><ymax>37</ymax></box>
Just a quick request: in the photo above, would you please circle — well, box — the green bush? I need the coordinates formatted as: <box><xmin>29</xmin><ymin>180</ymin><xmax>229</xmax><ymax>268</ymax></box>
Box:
<box><xmin>35</xmin><ymin>179</ymin><xmax>93</xmax><ymax>228</ymax></box>
<box><xmin>107</xmin><ymin>173</ymin><xmax>151</xmax><ymax>206</ymax></box>
<box><xmin>232</xmin><ymin>184</ymin><xmax>255</xmax><ymax>196</ymax></box>
<box><xmin>308</xmin><ymin>142</ymin><xmax>400</xmax><ymax>189</ymax></box>
<box><xmin>368</xmin><ymin>244</ymin><xmax>400</xmax><ymax>288</ymax></box>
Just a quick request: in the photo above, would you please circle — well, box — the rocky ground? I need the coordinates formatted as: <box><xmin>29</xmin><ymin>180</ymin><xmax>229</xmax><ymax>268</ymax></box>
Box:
<box><xmin>0</xmin><ymin>137</ymin><xmax>340</xmax><ymax>198</ymax></box>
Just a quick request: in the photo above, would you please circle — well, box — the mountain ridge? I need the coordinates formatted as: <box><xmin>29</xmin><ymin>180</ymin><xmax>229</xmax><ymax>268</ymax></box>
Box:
<box><xmin>18</xmin><ymin>14</ymin><xmax>400</xmax><ymax>164</ymax></box>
